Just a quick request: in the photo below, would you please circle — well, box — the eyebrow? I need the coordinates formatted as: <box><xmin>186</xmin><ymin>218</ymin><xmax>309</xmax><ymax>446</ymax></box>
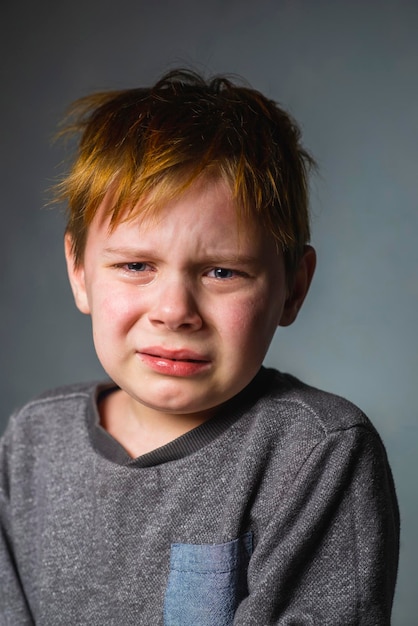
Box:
<box><xmin>103</xmin><ymin>246</ymin><xmax>147</xmax><ymax>256</ymax></box>
<box><xmin>102</xmin><ymin>246</ymin><xmax>261</xmax><ymax>265</ymax></box>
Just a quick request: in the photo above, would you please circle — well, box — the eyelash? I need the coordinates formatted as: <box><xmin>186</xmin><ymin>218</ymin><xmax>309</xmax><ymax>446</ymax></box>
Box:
<box><xmin>114</xmin><ymin>262</ymin><xmax>153</xmax><ymax>273</ymax></box>
<box><xmin>115</xmin><ymin>263</ymin><xmax>245</xmax><ymax>280</ymax></box>
<box><xmin>206</xmin><ymin>267</ymin><xmax>238</xmax><ymax>279</ymax></box>
<box><xmin>124</xmin><ymin>262</ymin><xmax>150</xmax><ymax>272</ymax></box>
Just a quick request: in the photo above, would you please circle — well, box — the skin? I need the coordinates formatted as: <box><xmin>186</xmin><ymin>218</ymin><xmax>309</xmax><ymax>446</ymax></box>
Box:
<box><xmin>65</xmin><ymin>176</ymin><xmax>316</xmax><ymax>457</ymax></box>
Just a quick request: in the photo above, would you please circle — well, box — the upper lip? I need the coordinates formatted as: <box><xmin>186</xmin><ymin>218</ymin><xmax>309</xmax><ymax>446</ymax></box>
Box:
<box><xmin>139</xmin><ymin>347</ymin><xmax>210</xmax><ymax>362</ymax></box>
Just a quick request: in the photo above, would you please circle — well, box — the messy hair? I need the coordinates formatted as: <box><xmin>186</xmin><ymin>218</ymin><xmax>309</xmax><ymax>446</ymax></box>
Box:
<box><xmin>56</xmin><ymin>69</ymin><xmax>315</xmax><ymax>276</ymax></box>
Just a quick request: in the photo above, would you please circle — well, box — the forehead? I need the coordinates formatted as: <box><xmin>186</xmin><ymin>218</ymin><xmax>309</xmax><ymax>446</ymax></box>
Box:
<box><xmin>88</xmin><ymin>175</ymin><xmax>276</xmax><ymax>253</ymax></box>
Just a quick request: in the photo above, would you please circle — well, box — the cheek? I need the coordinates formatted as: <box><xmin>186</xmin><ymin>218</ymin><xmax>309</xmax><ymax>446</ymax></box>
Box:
<box><xmin>217</xmin><ymin>293</ymin><xmax>282</xmax><ymax>348</ymax></box>
<box><xmin>90</xmin><ymin>290</ymin><xmax>139</xmax><ymax>372</ymax></box>
<box><xmin>90</xmin><ymin>283</ymin><xmax>142</xmax><ymax>332</ymax></box>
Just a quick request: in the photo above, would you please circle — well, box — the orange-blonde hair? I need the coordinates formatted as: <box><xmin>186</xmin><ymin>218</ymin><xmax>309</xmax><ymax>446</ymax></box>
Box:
<box><xmin>56</xmin><ymin>69</ymin><xmax>315</xmax><ymax>276</ymax></box>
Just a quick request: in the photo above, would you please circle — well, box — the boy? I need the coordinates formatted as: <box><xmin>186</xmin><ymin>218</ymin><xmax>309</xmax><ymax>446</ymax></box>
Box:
<box><xmin>0</xmin><ymin>70</ymin><xmax>399</xmax><ymax>625</ymax></box>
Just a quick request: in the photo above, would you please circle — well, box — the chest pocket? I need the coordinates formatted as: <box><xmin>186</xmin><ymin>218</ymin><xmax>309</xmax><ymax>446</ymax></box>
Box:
<box><xmin>164</xmin><ymin>532</ymin><xmax>253</xmax><ymax>626</ymax></box>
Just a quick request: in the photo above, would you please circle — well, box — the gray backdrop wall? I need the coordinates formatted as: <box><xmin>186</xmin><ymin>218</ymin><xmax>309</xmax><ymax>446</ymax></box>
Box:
<box><xmin>1</xmin><ymin>1</ymin><xmax>417</xmax><ymax>622</ymax></box>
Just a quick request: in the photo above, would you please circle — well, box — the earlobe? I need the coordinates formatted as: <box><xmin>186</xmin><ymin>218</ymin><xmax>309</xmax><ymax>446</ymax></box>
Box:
<box><xmin>279</xmin><ymin>245</ymin><xmax>316</xmax><ymax>327</ymax></box>
<box><xmin>64</xmin><ymin>234</ymin><xmax>91</xmax><ymax>315</ymax></box>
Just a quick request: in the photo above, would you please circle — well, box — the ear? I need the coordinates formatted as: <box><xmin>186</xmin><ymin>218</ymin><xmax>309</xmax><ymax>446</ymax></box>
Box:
<box><xmin>279</xmin><ymin>245</ymin><xmax>316</xmax><ymax>327</ymax></box>
<box><xmin>64</xmin><ymin>233</ymin><xmax>91</xmax><ymax>314</ymax></box>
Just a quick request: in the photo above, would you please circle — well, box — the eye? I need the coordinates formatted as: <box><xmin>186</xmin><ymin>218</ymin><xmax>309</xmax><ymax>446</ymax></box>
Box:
<box><xmin>113</xmin><ymin>261</ymin><xmax>156</xmax><ymax>284</ymax></box>
<box><xmin>207</xmin><ymin>267</ymin><xmax>237</xmax><ymax>279</ymax></box>
<box><xmin>124</xmin><ymin>262</ymin><xmax>150</xmax><ymax>272</ymax></box>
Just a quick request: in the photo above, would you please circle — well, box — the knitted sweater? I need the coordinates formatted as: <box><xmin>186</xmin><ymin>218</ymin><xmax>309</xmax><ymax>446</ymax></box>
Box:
<box><xmin>0</xmin><ymin>368</ymin><xmax>399</xmax><ymax>625</ymax></box>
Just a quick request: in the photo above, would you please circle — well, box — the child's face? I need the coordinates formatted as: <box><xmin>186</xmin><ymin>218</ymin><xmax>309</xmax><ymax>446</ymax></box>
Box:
<box><xmin>66</xmin><ymin>176</ymin><xmax>305</xmax><ymax>421</ymax></box>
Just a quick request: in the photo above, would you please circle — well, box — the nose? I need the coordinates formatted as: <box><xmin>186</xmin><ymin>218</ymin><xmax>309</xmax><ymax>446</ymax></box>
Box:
<box><xmin>148</xmin><ymin>276</ymin><xmax>203</xmax><ymax>331</ymax></box>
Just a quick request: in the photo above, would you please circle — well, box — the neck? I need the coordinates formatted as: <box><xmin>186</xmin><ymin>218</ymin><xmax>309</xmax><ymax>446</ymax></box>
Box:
<box><xmin>99</xmin><ymin>388</ymin><xmax>215</xmax><ymax>458</ymax></box>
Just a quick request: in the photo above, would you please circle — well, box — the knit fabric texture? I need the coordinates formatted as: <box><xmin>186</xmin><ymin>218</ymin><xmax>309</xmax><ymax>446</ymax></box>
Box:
<box><xmin>0</xmin><ymin>368</ymin><xmax>399</xmax><ymax>625</ymax></box>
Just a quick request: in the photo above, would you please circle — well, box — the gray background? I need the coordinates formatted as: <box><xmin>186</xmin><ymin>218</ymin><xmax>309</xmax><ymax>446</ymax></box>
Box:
<box><xmin>1</xmin><ymin>0</ymin><xmax>417</xmax><ymax>622</ymax></box>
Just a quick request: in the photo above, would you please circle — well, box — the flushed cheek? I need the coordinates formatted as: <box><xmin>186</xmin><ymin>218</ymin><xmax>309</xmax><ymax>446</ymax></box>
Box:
<box><xmin>91</xmin><ymin>286</ymin><xmax>143</xmax><ymax>332</ymax></box>
<box><xmin>217</xmin><ymin>297</ymin><xmax>279</xmax><ymax>353</ymax></box>
<box><xmin>235</xmin><ymin>289</ymin><xmax>280</xmax><ymax>328</ymax></box>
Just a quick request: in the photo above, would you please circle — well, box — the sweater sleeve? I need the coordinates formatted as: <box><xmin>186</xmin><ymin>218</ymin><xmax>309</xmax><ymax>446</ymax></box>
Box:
<box><xmin>0</xmin><ymin>424</ymin><xmax>35</xmax><ymax>625</ymax></box>
<box><xmin>233</xmin><ymin>425</ymin><xmax>399</xmax><ymax>625</ymax></box>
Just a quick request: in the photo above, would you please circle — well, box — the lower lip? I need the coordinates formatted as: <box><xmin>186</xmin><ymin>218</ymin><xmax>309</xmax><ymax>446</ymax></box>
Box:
<box><xmin>138</xmin><ymin>353</ymin><xmax>211</xmax><ymax>377</ymax></box>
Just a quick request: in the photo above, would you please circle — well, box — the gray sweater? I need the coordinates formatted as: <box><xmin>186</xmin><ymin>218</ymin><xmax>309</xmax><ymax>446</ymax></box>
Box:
<box><xmin>0</xmin><ymin>368</ymin><xmax>399</xmax><ymax>625</ymax></box>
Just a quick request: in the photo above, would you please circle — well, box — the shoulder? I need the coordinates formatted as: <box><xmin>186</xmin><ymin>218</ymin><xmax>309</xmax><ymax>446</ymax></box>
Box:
<box><xmin>9</xmin><ymin>381</ymin><xmax>98</xmax><ymax>420</ymax></box>
<box><xmin>1</xmin><ymin>381</ymin><xmax>113</xmax><ymax>448</ymax></box>
<box><xmin>241</xmin><ymin>370</ymin><xmax>397</xmax><ymax>520</ymax></box>
<box><xmin>236</xmin><ymin>368</ymin><xmax>386</xmax><ymax>473</ymax></box>
<box><xmin>257</xmin><ymin>367</ymin><xmax>376</xmax><ymax>437</ymax></box>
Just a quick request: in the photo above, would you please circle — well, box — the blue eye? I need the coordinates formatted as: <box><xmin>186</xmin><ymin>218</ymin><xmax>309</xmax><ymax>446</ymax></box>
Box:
<box><xmin>211</xmin><ymin>267</ymin><xmax>235</xmax><ymax>279</ymax></box>
<box><xmin>126</xmin><ymin>262</ymin><xmax>148</xmax><ymax>272</ymax></box>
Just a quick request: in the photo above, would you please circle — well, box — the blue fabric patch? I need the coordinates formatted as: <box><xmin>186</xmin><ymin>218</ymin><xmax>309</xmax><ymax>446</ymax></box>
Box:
<box><xmin>164</xmin><ymin>532</ymin><xmax>253</xmax><ymax>626</ymax></box>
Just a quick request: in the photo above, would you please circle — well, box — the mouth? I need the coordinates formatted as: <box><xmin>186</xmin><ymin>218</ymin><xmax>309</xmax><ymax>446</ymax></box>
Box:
<box><xmin>137</xmin><ymin>347</ymin><xmax>211</xmax><ymax>376</ymax></box>
<box><xmin>140</xmin><ymin>348</ymin><xmax>209</xmax><ymax>363</ymax></box>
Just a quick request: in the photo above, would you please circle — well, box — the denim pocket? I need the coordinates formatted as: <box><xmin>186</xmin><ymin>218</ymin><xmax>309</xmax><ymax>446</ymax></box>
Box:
<box><xmin>163</xmin><ymin>532</ymin><xmax>253</xmax><ymax>626</ymax></box>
